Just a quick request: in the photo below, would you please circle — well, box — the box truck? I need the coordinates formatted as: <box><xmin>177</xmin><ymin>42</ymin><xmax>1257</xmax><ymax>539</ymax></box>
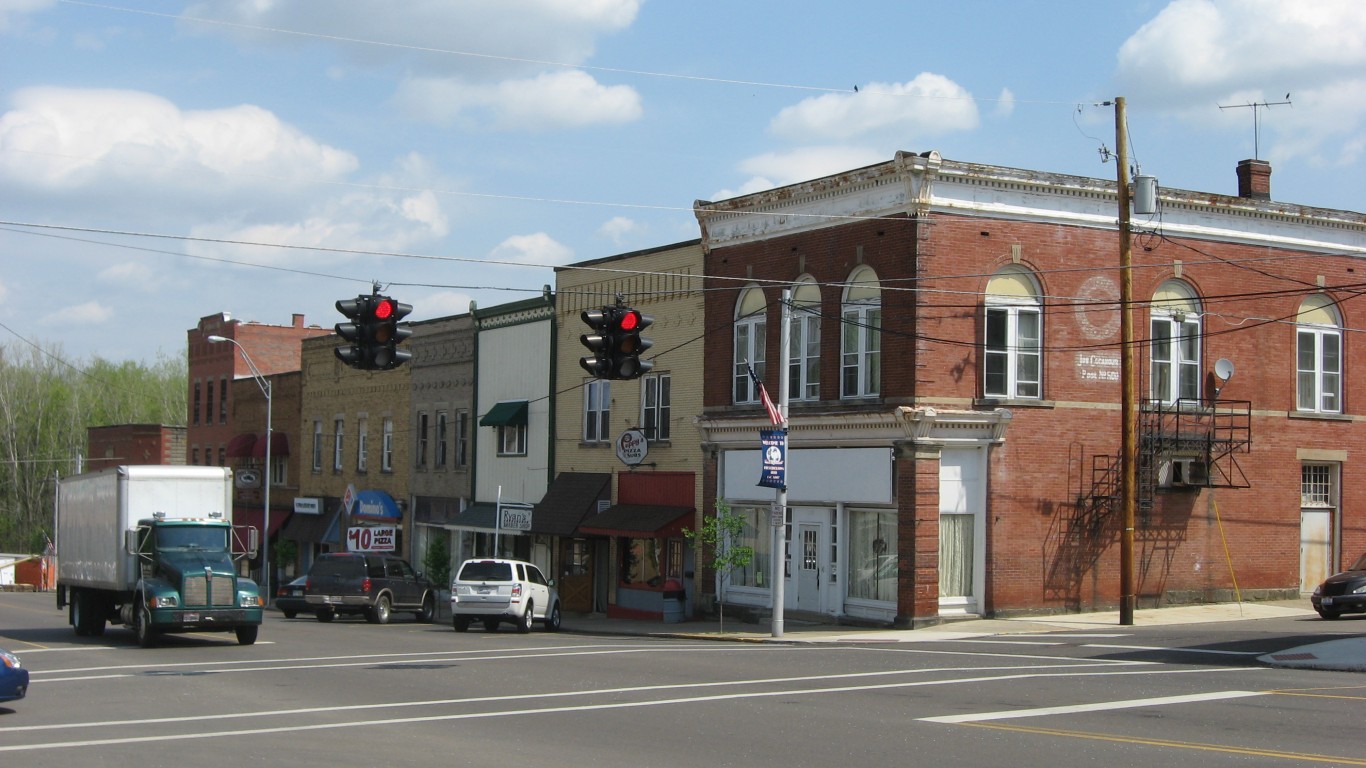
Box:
<box><xmin>56</xmin><ymin>465</ymin><xmax>263</xmax><ymax>647</ymax></box>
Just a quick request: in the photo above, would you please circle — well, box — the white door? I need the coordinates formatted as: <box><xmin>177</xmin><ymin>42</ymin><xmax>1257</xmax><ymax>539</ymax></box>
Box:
<box><xmin>796</xmin><ymin>523</ymin><xmax>821</xmax><ymax>611</ymax></box>
<box><xmin>1300</xmin><ymin>509</ymin><xmax>1332</xmax><ymax>594</ymax></box>
<box><xmin>939</xmin><ymin>447</ymin><xmax>986</xmax><ymax>615</ymax></box>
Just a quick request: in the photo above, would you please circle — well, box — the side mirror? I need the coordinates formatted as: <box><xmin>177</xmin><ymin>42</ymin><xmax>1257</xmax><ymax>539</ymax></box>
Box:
<box><xmin>124</xmin><ymin>529</ymin><xmax>138</xmax><ymax>556</ymax></box>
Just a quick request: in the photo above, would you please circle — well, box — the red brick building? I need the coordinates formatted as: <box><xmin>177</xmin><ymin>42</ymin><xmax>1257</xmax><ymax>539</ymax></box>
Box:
<box><xmin>694</xmin><ymin>151</ymin><xmax>1365</xmax><ymax>625</ymax></box>
<box><xmin>85</xmin><ymin>424</ymin><xmax>185</xmax><ymax>471</ymax></box>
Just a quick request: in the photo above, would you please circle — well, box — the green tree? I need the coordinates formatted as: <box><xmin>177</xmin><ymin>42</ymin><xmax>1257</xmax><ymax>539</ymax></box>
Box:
<box><xmin>423</xmin><ymin>533</ymin><xmax>452</xmax><ymax>588</ymax></box>
<box><xmin>684</xmin><ymin>500</ymin><xmax>755</xmax><ymax>633</ymax></box>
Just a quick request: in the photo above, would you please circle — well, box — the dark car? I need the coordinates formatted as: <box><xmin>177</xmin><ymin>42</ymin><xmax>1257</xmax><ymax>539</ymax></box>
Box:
<box><xmin>0</xmin><ymin>648</ymin><xmax>28</xmax><ymax>705</ymax></box>
<box><xmin>275</xmin><ymin>576</ymin><xmax>314</xmax><ymax>619</ymax></box>
<box><xmin>304</xmin><ymin>552</ymin><xmax>437</xmax><ymax>624</ymax></box>
<box><xmin>1311</xmin><ymin>552</ymin><xmax>1366</xmax><ymax>619</ymax></box>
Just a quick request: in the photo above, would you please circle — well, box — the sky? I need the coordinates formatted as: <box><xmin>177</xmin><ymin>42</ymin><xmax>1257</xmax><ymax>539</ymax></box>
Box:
<box><xmin>2</xmin><ymin>0</ymin><xmax>1364</xmax><ymax>365</ymax></box>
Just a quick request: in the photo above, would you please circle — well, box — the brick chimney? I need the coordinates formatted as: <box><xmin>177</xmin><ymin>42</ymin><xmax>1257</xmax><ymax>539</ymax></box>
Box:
<box><xmin>1236</xmin><ymin>159</ymin><xmax>1271</xmax><ymax>200</ymax></box>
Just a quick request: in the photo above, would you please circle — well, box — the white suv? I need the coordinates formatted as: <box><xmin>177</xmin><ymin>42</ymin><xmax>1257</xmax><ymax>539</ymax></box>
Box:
<box><xmin>450</xmin><ymin>558</ymin><xmax>562</xmax><ymax>633</ymax></box>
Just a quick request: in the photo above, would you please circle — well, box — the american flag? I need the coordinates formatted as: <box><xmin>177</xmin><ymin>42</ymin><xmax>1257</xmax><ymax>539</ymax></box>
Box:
<box><xmin>748</xmin><ymin>364</ymin><xmax>783</xmax><ymax>425</ymax></box>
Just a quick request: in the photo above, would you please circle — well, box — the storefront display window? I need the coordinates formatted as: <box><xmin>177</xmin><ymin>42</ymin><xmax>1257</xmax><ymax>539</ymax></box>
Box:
<box><xmin>730</xmin><ymin>506</ymin><xmax>773</xmax><ymax>588</ymax></box>
<box><xmin>622</xmin><ymin>538</ymin><xmax>663</xmax><ymax>586</ymax></box>
<box><xmin>847</xmin><ymin>509</ymin><xmax>896</xmax><ymax>602</ymax></box>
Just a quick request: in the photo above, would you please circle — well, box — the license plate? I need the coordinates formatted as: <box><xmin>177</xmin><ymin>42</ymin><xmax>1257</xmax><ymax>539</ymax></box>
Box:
<box><xmin>477</xmin><ymin>587</ymin><xmax>493</xmax><ymax>594</ymax></box>
<box><xmin>183</xmin><ymin>612</ymin><xmax>200</xmax><ymax>622</ymax></box>
<box><xmin>1322</xmin><ymin>597</ymin><xmax>1334</xmax><ymax>606</ymax></box>
<box><xmin>323</xmin><ymin>596</ymin><xmax>339</xmax><ymax>604</ymax></box>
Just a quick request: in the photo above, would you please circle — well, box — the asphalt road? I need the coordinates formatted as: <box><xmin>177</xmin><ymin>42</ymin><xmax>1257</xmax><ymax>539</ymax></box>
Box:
<box><xmin>1</xmin><ymin>591</ymin><xmax>1362</xmax><ymax>767</ymax></box>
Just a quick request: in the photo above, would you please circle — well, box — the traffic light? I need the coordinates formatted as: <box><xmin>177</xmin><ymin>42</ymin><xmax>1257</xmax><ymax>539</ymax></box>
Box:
<box><xmin>334</xmin><ymin>295</ymin><xmax>373</xmax><ymax>368</ymax></box>
<box><xmin>371</xmin><ymin>296</ymin><xmax>413</xmax><ymax>370</ymax></box>
<box><xmin>579</xmin><ymin>307</ymin><xmax>613</xmax><ymax>378</ymax></box>
<box><xmin>612</xmin><ymin>308</ymin><xmax>653</xmax><ymax>379</ymax></box>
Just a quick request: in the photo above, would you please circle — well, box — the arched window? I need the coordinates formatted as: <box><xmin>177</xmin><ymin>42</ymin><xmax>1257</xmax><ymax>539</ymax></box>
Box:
<box><xmin>841</xmin><ymin>266</ymin><xmax>881</xmax><ymax>399</ymax></box>
<box><xmin>733</xmin><ymin>286</ymin><xmax>767</xmax><ymax>404</ymax></box>
<box><xmin>1149</xmin><ymin>280</ymin><xmax>1201</xmax><ymax>404</ymax></box>
<box><xmin>984</xmin><ymin>266</ymin><xmax>1042</xmax><ymax>399</ymax></box>
<box><xmin>1296</xmin><ymin>294</ymin><xmax>1342</xmax><ymax>413</ymax></box>
<box><xmin>788</xmin><ymin>277</ymin><xmax>822</xmax><ymax>401</ymax></box>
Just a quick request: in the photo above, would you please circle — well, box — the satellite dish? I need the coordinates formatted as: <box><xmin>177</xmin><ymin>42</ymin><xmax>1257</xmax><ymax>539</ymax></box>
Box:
<box><xmin>1214</xmin><ymin>358</ymin><xmax>1235</xmax><ymax>381</ymax></box>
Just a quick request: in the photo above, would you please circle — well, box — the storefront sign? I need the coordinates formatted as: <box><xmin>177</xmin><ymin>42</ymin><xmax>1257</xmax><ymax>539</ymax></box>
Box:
<box><xmin>347</xmin><ymin>525</ymin><xmax>396</xmax><ymax>552</ymax></box>
<box><xmin>500</xmin><ymin>506</ymin><xmax>533</xmax><ymax>532</ymax></box>
<box><xmin>616</xmin><ymin>428</ymin><xmax>649</xmax><ymax>466</ymax></box>
<box><xmin>293</xmin><ymin>497</ymin><xmax>321</xmax><ymax>515</ymax></box>
<box><xmin>758</xmin><ymin>429</ymin><xmax>786</xmax><ymax>490</ymax></box>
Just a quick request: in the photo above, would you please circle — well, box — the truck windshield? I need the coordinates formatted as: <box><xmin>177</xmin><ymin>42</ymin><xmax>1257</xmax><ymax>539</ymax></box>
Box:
<box><xmin>156</xmin><ymin>526</ymin><xmax>229</xmax><ymax>551</ymax></box>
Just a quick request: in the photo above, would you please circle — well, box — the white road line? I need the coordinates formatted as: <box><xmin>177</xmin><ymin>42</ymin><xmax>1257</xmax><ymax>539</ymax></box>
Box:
<box><xmin>919</xmin><ymin>690</ymin><xmax>1267</xmax><ymax>723</ymax></box>
<box><xmin>1082</xmin><ymin>643</ymin><xmax>1263</xmax><ymax>656</ymax></box>
<box><xmin>0</xmin><ymin>666</ymin><xmax>1243</xmax><ymax>752</ymax></box>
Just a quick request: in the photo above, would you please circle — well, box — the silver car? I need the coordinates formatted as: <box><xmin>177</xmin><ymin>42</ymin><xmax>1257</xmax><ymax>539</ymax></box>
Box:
<box><xmin>450</xmin><ymin>558</ymin><xmax>562</xmax><ymax>633</ymax></box>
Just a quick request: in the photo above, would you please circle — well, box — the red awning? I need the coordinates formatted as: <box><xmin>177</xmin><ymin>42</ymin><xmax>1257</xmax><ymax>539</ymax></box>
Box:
<box><xmin>234</xmin><ymin>508</ymin><xmax>289</xmax><ymax>538</ymax></box>
<box><xmin>226</xmin><ymin>433</ymin><xmax>258</xmax><ymax>458</ymax></box>
<box><xmin>252</xmin><ymin>432</ymin><xmax>290</xmax><ymax>458</ymax></box>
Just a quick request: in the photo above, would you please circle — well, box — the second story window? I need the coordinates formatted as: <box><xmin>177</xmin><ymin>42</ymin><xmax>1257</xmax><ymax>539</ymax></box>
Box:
<box><xmin>499</xmin><ymin>424</ymin><xmax>527</xmax><ymax>456</ymax></box>
<box><xmin>455</xmin><ymin>410</ymin><xmax>469</xmax><ymax>468</ymax></box>
<box><xmin>311</xmin><ymin>420</ymin><xmax>322</xmax><ymax>472</ymax></box>
<box><xmin>841</xmin><ymin>266</ymin><xmax>882</xmax><ymax>399</ymax></box>
<box><xmin>984</xmin><ymin>266</ymin><xmax>1042</xmax><ymax>399</ymax></box>
<box><xmin>733</xmin><ymin>286</ymin><xmax>767</xmax><ymax>404</ymax></box>
<box><xmin>219</xmin><ymin>377</ymin><xmax>228</xmax><ymax>424</ymax></box>
<box><xmin>436</xmin><ymin>411</ymin><xmax>449</xmax><ymax>468</ymax></box>
<box><xmin>416</xmin><ymin>412</ymin><xmax>429</xmax><ymax>468</ymax></box>
<box><xmin>788</xmin><ymin>278</ymin><xmax>822</xmax><ymax>401</ymax></box>
<box><xmin>585</xmin><ymin>380</ymin><xmax>610</xmax><ymax>442</ymax></box>
<box><xmin>357</xmin><ymin>417</ymin><xmax>368</xmax><ymax>472</ymax></box>
<box><xmin>333</xmin><ymin>418</ymin><xmax>344</xmax><ymax>472</ymax></box>
<box><xmin>382</xmin><ymin>417</ymin><xmax>394</xmax><ymax>472</ymax></box>
<box><xmin>642</xmin><ymin>373</ymin><xmax>671</xmax><ymax>441</ymax></box>
<box><xmin>1149</xmin><ymin>280</ymin><xmax>1201</xmax><ymax>405</ymax></box>
<box><xmin>193</xmin><ymin>381</ymin><xmax>202</xmax><ymax>426</ymax></box>
<box><xmin>1296</xmin><ymin>294</ymin><xmax>1342</xmax><ymax>414</ymax></box>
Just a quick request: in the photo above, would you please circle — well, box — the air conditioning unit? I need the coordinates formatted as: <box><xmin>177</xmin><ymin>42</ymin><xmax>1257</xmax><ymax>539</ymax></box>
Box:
<box><xmin>1168</xmin><ymin>458</ymin><xmax>1208</xmax><ymax>487</ymax></box>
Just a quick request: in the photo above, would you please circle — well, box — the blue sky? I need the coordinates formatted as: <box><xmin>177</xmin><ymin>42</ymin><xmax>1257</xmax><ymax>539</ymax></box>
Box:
<box><xmin>2</xmin><ymin>0</ymin><xmax>1363</xmax><ymax>364</ymax></box>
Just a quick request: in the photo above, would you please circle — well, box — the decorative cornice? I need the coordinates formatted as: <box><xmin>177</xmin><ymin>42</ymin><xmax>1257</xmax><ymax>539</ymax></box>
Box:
<box><xmin>694</xmin><ymin>405</ymin><xmax>1012</xmax><ymax>450</ymax></box>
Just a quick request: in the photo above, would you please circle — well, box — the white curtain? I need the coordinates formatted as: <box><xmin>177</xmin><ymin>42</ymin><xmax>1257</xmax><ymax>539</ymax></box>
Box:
<box><xmin>939</xmin><ymin>515</ymin><xmax>974</xmax><ymax>598</ymax></box>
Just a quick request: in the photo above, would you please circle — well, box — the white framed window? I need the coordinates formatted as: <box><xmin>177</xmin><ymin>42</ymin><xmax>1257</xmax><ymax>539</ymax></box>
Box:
<box><xmin>984</xmin><ymin>266</ymin><xmax>1042</xmax><ymax>399</ymax></box>
<box><xmin>1296</xmin><ymin>295</ymin><xmax>1342</xmax><ymax>414</ymax></box>
<box><xmin>1301</xmin><ymin>463</ymin><xmax>1335</xmax><ymax>507</ymax></box>
<box><xmin>436</xmin><ymin>410</ymin><xmax>449</xmax><ymax>468</ymax></box>
<box><xmin>642</xmin><ymin>373</ymin><xmax>671</xmax><ymax>441</ymax></box>
<box><xmin>356</xmin><ymin>417</ymin><xmax>368</xmax><ymax>472</ymax></box>
<box><xmin>332</xmin><ymin>418</ymin><xmax>344</xmax><ymax>472</ymax></box>
<box><xmin>311</xmin><ymin>420</ymin><xmax>322</xmax><ymax>472</ymax></box>
<box><xmin>788</xmin><ymin>277</ymin><xmax>821</xmax><ymax>401</ymax></box>
<box><xmin>270</xmin><ymin>455</ymin><xmax>286</xmax><ymax>487</ymax></box>
<box><xmin>498</xmin><ymin>424</ymin><xmax>527</xmax><ymax>456</ymax></box>
<box><xmin>454</xmin><ymin>411</ymin><xmax>469</xmax><ymax>468</ymax></box>
<box><xmin>381</xmin><ymin>417</ymin><xmax>394</xmax><ymax>472</ymax></box>
<box><xmin>584</xmin><ymin>380</ymin><xmax>610</xmax><ymax>442</ymax></box>
<box><xmin>1149</xmin><ymin>280</ymin><xmax>1201</xmax><ymax>405</ymax></box>
<box><xmin>416</xmin><ymin>412</ymin><xmax>429</xmax><ymax>468</ymax></box>
<box><xmin>841</xmin><ymin>266</ymin><xmax>881</xmax><ymax>399</ymax></box>
<box><xmin>733</xmin><ymin>286</ymin><xmax>767</xmax><ymax>403</ymax></box>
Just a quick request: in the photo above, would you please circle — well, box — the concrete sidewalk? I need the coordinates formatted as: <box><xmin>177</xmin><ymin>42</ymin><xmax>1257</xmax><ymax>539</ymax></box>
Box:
<box><xmin>559</xmin><ymin>601</ymin><xmax>1366</xmax><ymax>673</ymax></box>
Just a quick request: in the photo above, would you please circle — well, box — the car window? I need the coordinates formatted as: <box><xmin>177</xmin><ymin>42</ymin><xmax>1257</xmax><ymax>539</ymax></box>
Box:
<box><xmin>366</xmin><ymin>557</ymin><xmax>386</xmax><ymax>579</ymax></box>
<box><xmin>386</xmin><ymin>559</ymin><xmax>405</xmax><ymax>578</ymax></box>
<box><xmin>309</xmin><ymin>556</ymin><xmax>362</xmax><ymax>579</ymax></box>
<box><xmin>459</xmin><ymin>561</ymin><xmax>513</xmax><ymax>582</ymax></box>
<box><xmin>526</xmin><ymin>566</ymin><xmax>546</xmax><ymax>586</ymax></box>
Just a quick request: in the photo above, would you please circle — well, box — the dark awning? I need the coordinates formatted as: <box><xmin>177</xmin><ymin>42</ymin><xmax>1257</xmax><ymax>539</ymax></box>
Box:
<box><xmin>531</xmin><ymin>472</ymin><xmax>610</xmax><ymax>536</ymax></box>
<box><xmin>479</xmin><ymin>400</ymin><xmax>528</xmax><ymax>427</ymax></box>
<box><xmin>449</xmin><ymin>503</ymin><xmax>499</xmax><ymax>531</ymax></box>
<box><xmin>252</xmin><ymin>432</ymin><xmax>290</xmax><ymax>458</ymax></box>
<box><xmin>578</xmin><ymin>505</ymin><xmax>693</xmax><ymax>539</ymax></box>
<box><xmin>226</xmin><ymin>433</ymin><xmax>257</xmax><ymax>458</ymax></box>
<box><xmin>235</xmin><ymin>508</ymin><xmax>289</xmax><ymax>539</ymax></box>
<box><xmin>281</xmin><ymin>506</ymin><xmax>341</xmax><ymax>544</ymax></box>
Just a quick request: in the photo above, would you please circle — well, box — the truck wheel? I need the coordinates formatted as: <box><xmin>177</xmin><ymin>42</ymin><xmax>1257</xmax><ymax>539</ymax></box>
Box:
<box><xmin>367</xmin><ymin>595</ymin><xmax>392</xmax><ymax>625</ymax></box>
<box><xmin>453</xmin><ymin>615</ymin><xmax>470</xmax><ymax>632</ymax></box>
<box><xmin>235</xmin><ymin>625</ymin><xmax>259</xmax><ymax>645</ymax></box>
<box><xmin>417</xmin><ymin>593</ymin><xmax>435</xmax><ymax>623</ymax></box>
<box><xmin>71</xmin><ymin>592</ymin><xmax>90</xmax><ymax>637</ymax></box>
<box><xmin>135</xmin><ymin>601</ymin><xmax>158</xmax><ymax>649</ymax></box>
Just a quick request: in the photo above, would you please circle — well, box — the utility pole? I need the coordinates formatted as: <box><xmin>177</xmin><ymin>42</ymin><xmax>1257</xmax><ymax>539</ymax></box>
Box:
<box><xmin>1115</xmin><ymin>97</ymin><xmax>1137</xmax><ymax>626</ymax></box>
<box><xmin>771</xmin><ymin>288</ymin><xmax>791</xmax><ymax>638</ymax></box>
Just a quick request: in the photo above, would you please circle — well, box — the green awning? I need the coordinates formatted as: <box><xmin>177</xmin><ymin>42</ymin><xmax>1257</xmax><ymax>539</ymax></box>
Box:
<box><xmin>479</xmin><ymin>400</ymin><xmax>528</xmax><ymax>427</ymax></box>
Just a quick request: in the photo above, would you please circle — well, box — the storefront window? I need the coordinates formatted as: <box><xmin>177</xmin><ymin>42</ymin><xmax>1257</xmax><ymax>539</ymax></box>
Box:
<box><xmin>622</xmin><ymin>538</ymin><xmax>663</xmax><ymax>586</ymax></box>
<box><xmin>730</xmin><ymin>506</ymin><xmax>773</xmax><ymax>588</ymax></box>
<box><xmin>847</xmin><ymin>509</ymin><xmax>897</xmax><ymax>602</ymax></box>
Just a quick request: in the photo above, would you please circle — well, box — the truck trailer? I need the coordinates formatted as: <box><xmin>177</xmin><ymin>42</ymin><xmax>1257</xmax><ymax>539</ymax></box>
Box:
<box><xmin>56</xmin><ymin>465</ymin><xmax>264</xmax><ymax>647</ymax></box>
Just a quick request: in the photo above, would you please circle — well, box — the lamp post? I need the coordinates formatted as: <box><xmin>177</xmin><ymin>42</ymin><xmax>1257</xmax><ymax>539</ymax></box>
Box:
<box><xmin>207</xmin><ymin>335</ymin><xmax>273</xmax><ymax>603</ymax></box>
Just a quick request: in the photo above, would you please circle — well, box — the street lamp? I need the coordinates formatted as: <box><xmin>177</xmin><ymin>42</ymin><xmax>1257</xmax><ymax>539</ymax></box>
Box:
<box><xmin>207</xmin><ymin>335</ymin><xmax>273</xmax><ymax>603</ymax></box>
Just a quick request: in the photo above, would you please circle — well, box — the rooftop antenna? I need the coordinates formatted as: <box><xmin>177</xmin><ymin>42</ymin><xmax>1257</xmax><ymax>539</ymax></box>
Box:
<box><xmin>1218</xmin><ymin>95</ymin><xmax>1291</xmax><ymax>159</ymax></box>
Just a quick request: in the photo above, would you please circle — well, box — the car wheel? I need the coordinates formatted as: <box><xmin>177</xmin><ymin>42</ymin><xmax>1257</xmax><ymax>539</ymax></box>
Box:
<box><xmin>483</xmin><ymin>618</ymin><xmax>499</xmax><ymax>632</ymax></box>
<box><xmin>1317</xmin><ymin>608</ymin><xmax>1342</xmax><ymax>620</ymax></box>
<box><xmin>368</xmin><ymin>595</ymin><xmax>392</xmax><ymax>625</ymax></box>
<box><xmin>453</xmin><ymin>615</ymin><xmax>470</xmax><ymax>632</ymax></box>
<box><xmin>518</xmin><ymin>602</ymin><xmax>534</xmax><ymax>634</ymax></box>
<box><xmin>316</xmin><ymin>608</ymin><xmax>335</xmax><ymax>623</ymax></box>
<box><xmin>235</xmin><ymin>624</ymin><xmax>259</xmax><ymax>645</ymax></box>
<box><xmin>135</xmin><ymin>599</ymin><xmax>158</xmax><ymax>649</ymax></box>
<box><xmin>417</xmin><ymin>593</ymin><xmax>435</xmax><ymax>623</ymax></box>
<box><xmin>282</xmin><ymin>609</ymin><xmax>298</xmax><ymax>619</ymax></box>
<box><xmin>545</xmin><ymin>602</ymin><xmax>561</xmax><ymax>632</ymax></box>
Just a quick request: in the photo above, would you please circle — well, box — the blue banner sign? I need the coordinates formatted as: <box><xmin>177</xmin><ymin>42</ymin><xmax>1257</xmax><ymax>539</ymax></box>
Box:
<box><xmin>758</xmin><ymin>429</ymin><xmax>786</xmax><ymax>490</ymax></box>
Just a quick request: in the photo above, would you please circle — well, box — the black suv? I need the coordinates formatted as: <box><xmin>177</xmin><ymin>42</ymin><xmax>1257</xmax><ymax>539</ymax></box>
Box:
<box><xmin>304</xmin><ymin>553</ymin><xmax>437</xmax><ymax>624</ymax></box>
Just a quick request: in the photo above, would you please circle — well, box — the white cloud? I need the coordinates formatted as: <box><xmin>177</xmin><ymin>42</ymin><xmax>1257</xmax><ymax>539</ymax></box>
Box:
<box><xmin>770</xmin><ymin>74</ymin><xmax>979</xmax><ymax>143</ymax></box>
<box><xmin>598</xmin><ymin>216</ymin><xmax>640</xmax><ymax>245</ymax></box>
<box><xmin>489</xmin><ymin>233</ymin><xmax>574</xmax><ymax>266</ymax></box>
<box><xmin>44</xmin><ymin>300</ymin><xmax>111</xmax><ymax>327</ymax></box>
<box><xmin>395</xmin><ymin>70</ymin><xmax>642</xmax><ymax>130</ymax></box>
<box><xmin>411</xmin><ymin>290</ymin><xmax>474</xmax><ymax>322</ymax></box>
<box><xmin>0</xmin><ymin>0</ymin><xmax>53</xmax><ymax>34</ymax></box>
<box><xmin>97</xmin><ymin>262</ymin><xmax>159</xmax><ymax>289</ymax></box>
<box><xmin>0</xmin><ymin>278</ymin><xmax>8</xmax><ymax>304</ymax></box>
<box><xmin>994</xmin><ymin>88</ymin><xmax>1016</xmax><ymax>118</ymax></box>
<box><xmin>712</xmin><ymin>146</ymin><xmax>889</xmax><ymax>201</ymax></box>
